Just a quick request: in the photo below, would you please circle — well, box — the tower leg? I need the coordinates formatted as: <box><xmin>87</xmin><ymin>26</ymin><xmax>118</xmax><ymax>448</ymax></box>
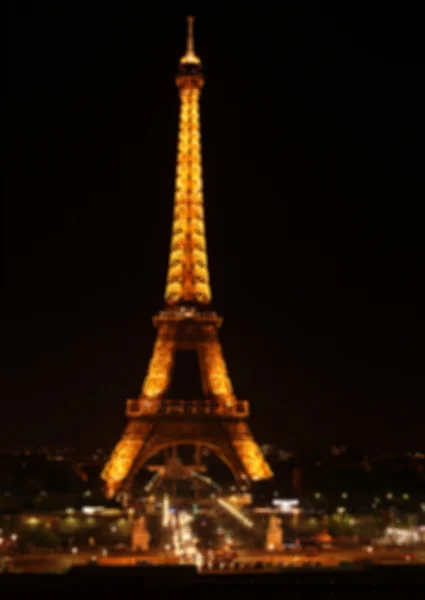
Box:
<box><xmin>101</xmin><ymin>420</ymin><xmax>153</xmax><ymax>498</ymax></box>
<box><xmin>224</xmin><ymin>422</ymin><xmax>274</xmax><ymax>481</ymax></box>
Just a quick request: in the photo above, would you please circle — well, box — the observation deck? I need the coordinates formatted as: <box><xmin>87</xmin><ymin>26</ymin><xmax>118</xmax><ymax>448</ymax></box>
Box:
<box><xmin>126</xmin><ymin>398</ymin><xmax>249</xmax><ymax>419</ymax></box>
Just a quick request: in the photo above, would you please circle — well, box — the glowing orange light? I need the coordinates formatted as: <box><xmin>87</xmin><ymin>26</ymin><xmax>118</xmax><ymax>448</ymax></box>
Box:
<box><xmin>101</xmin><ymin>17</ymin><xmax>273</xmax><ymax>498</ymax></box>
<box><xmin>165</xmin><ymin>18</ymin><xmax>211</xmax><ymax>305</ymax></box>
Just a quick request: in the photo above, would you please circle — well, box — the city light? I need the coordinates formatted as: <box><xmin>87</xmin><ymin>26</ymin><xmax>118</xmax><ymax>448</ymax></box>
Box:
<box><xmin>379</xmin><ymin>527</ymin><xmax>421</xmax><ymax>546</ymax></box>
<box><xmin>162</xmin><ymin>494</ymin><xmax>170</xmax><ymax>527</ymax></box>
<box><xmin>217</xmin><ymin>498</ymin><xmax>254</xmax><ymax>529</ymax></box>
<box><xmin>168</xmin><ymin>510</ymin><xmax>204</xmax><ymax>568</ymax></box>
<box><xmin>82</xmin><ymin>506</ymin><xmax>104</xmax><ymax>515</ymax></box>
<box><xmin>272</xmin><ymin>499</ymin><xmax>300</xmax><ymax>514</ymax></box>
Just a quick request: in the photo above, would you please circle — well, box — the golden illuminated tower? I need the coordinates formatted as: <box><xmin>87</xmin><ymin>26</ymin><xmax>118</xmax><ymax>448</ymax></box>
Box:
<box><xmin>101</xmin><ymin>17</ymin><xmax>272</xmax><ymax>499</ymax></box>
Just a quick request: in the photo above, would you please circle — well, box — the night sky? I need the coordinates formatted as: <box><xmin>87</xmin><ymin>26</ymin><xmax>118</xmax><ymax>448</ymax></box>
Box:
<box><xmin>3</xmin><ymin>4</ymin><xmax>424</xmax><ymax>454</ymax></box>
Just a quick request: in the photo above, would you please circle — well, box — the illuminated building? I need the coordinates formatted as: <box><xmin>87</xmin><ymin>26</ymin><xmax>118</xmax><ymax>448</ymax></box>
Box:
<box><xmin>101</xmin><ymin>16</ymin><xmax>272</xmax><ymax>500</ymax></box>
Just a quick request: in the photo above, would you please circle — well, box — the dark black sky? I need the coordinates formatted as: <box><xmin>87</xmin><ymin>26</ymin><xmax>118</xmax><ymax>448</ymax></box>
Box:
<box><xmin>3</xmin><ymin>3</ymin><xmax>424</xmax><ymax>454</ymax></box>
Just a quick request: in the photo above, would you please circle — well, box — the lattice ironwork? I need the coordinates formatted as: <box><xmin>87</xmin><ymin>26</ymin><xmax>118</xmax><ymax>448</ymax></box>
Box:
<box><xmin>164</xmin><ymin>19</ymin><xmax>210</xmax><ymax>305</ymax></box>
<box><xmin>101</xmin><ymin>17</ymin><xmax>272</xmax><ymax>499</ymax></box>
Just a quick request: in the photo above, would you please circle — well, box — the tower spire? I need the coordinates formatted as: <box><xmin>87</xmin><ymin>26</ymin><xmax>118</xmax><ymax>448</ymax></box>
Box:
<box><xmin>180</xmin><ymin>15</ymin><xmax>201</xmax><ymax>65</ymax></box>
<box><xmin>187</xmin><ymin>15</ymin><xmax>195</xmax><ymax>54</ymax></box>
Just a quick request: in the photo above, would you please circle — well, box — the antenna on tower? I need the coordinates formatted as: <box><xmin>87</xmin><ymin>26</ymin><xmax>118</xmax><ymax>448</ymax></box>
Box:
<box><xmin>180</xmin><ymin>15</ymin><xmax>201</xmax><ymax>65</ymax></box>
<box><xmin>187</xmin><ymin>15</ymin><xmax>195</xmax><ymax>55</ymax></box>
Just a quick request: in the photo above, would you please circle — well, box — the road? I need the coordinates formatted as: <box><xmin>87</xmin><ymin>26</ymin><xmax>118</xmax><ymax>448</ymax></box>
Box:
<box><xmin>3</xmin><ymin>546</ymin><xmax>425</xmax><ymax>573</ymax></box>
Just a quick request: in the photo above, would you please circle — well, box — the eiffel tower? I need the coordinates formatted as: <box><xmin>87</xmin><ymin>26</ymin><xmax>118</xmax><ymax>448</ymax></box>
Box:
<box><xmin>101</xmin><ymin>17</ymin><xmax>273</xmax><ymax>499</ymax></box>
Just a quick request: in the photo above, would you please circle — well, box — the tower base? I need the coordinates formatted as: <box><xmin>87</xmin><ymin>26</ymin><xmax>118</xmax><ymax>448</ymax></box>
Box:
<box><xmin>102</xmin><ymin>399</ymin><xmax>272</xmax><ymax>498</ymax></box>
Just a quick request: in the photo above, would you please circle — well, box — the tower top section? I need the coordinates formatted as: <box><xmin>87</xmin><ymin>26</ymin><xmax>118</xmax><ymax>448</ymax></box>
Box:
<box><xmin>165</xmin><ymin>16</ymin><xmax>211</xmax><ymax>306</ymax></box>
<box><xmin>180</xmin><ymin>16</ymin><xmax>201</xmax><ymax>65</ymax></box>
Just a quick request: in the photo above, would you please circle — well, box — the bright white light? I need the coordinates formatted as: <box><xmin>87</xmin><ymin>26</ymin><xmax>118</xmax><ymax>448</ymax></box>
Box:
<box><xmin>10</xmin><ymin>533</ymin><xmax>18</xmax><ymax>542</ymax></box>
<box><xmin>272</xmin><ymin>499</ymin><xmax>300</xmax><ymax>514</ymax></box>
<box><xmin>82</xmin><ymin>506</ymin><xmax>104</xmax><ymax>515</ymax></box>
<box><xmin>162</xmin><ymin>494</ymin><xmax>170</xmax><ymax>528</ymax></box>
<box><xmin>169</xmin><ymin>510</ymin><xmax>201</xmax><ymax>564</ymax></box>
<box><xmin>380</xmin><ymin>526</ymin><xmax>421</xmax><ymax>546</ymax></box>
<box><xmin>71</xmin><ymin>546</ymin><xmax>79</xmax><ymax>554</ymax></box>
<box><xmin>336</xmin><ymin>506</ymin><xmax>346</xmax><ymax>514</ymax></box>
<box><xmin>195</xmin><ymin>551</ymin><xmax>204</xmax><ymax>571</ymax></box>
